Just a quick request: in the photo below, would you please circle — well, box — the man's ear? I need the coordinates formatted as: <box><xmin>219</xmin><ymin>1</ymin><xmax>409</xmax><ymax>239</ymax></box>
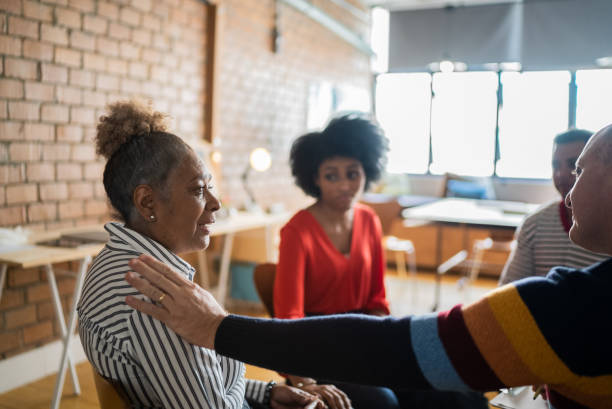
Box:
<box><xmin>133</xmin><ymin>184</ymin><xmax>156</xmax><ymax>222</ymax></box>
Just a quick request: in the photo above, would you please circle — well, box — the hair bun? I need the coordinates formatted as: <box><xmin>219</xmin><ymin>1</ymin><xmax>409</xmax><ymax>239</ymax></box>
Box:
<box><xmin>96</xmin><ymin>100</ymin><xmax>169</xmax><ymax>159</ymax></box>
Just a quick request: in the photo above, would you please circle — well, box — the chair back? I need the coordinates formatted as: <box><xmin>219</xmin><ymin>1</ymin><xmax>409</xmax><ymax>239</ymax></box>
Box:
<box><xmin>253</xmin><ymin>263</ymin><xmax>276</xmax><ymax>316</ymax></box>
<box><xmin>359</xmin><ymin>198</ymin><xmax>402</xmax><ymax>236</ymax></box>
<box><xmin>92</xmin><ymin>369</ymin><xmax>130</xmax><ymax>409</ymax></box>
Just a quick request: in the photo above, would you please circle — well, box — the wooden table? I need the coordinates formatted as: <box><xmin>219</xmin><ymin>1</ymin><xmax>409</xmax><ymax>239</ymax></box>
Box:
<box><xmin>402</xmin><ymin>198</ymin><xmax>540</xmax><ymax>310</ymax></box>
<box><xmin>199</xmin><ymin>210</ymin><xmax>290</xmax><ymax>306</ymax></box>
<box><xmin>0</xmin><ymin>226</ymin><xmax>105</xmax><ymax>409</ymax></box>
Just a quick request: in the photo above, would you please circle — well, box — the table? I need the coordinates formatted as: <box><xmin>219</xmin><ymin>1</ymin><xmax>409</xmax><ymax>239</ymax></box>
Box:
<box><xmin>198</xmin><ymin>210</ymin><xmax>290</xmax><ymax>306</ymax></box>
<box><xmin>402</xmin><ymin>198</ymin><xmax>539</xmax><ymax>310</ymax></box>
<box><xmin>0</xmin><ymin>226</ymin><xmax>105</xmax><ymax>409</ymax></box>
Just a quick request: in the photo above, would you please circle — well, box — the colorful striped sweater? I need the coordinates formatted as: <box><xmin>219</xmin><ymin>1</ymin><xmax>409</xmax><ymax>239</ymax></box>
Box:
<box><xmin>216</xmin><ymin>258</ymin><xmax>612</xmax><ymax>409</ymax></box>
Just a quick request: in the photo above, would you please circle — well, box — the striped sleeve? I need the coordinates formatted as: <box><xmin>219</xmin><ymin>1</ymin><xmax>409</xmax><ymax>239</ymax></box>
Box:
<box><xmin>499</xmin><ymin>215</ymin><xmax>536</xmax><ymax>285</ymax></box>
<box><xmin>128</xmin><ymin>309</ymin><xmax>246</xmax><ymax>409</ymax></box>
<box><xmin>244</xmin><ymin>379</ymin><xmax>267</xmax><ymax>403</ymax></box>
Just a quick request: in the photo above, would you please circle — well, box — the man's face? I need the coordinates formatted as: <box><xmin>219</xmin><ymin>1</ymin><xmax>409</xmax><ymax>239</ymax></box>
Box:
<box><xmin>552</xmin><ymin>141</ymin><xmax>586</xmax><ymax>199</ymax></box>
<box><xmin>565</xmin><ymin>127</ymin><xmax>612</xmax><ymax>255</ymax></box>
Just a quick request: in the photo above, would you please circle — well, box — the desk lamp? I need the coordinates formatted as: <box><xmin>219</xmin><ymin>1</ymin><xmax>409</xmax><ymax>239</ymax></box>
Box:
<box><xmin>241</xmin><ymin>147</ymin><xmax>271</xmax><ymax>212</ymax></box>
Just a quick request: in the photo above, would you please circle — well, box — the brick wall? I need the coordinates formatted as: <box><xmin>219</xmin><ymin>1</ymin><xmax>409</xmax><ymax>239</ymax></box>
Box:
<box><xmin>0</xmin><ymin>0</ymin><xmax>370</xmax><ymax>360</ymax></box>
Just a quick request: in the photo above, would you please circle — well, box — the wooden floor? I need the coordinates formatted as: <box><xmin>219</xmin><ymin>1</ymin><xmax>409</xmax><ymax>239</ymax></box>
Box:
<box><xmin>0</xmin><ymin>270</ymin><xmax>498</xmax><ymax>409</ymax></box>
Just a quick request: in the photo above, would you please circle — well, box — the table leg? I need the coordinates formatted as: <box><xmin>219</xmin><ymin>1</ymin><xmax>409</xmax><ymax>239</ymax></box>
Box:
<box><xmin>0</xmin><ymin>263</ymin><xmax>7</xmax><ymax>303</ymax></box>
<box><xmin>49</xmin><ymin>256</ymin><xmax>91</xmax><ymax>409</ymax></box>
<box><xmin>216</xmin><ymin>232</ymin><xmax>235</xmax><ymax>307</ymax></box>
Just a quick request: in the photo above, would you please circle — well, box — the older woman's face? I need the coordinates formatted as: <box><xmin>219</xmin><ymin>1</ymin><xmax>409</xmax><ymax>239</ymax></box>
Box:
<box><xmin>315</xmin><ymin>156</ymin><xmax>365</xmax><ymax>211</ymax></box>
<box><xmin>152</xmin><ymin>151</ymin><xmax>220</xmax><ymax>255</ymax></box>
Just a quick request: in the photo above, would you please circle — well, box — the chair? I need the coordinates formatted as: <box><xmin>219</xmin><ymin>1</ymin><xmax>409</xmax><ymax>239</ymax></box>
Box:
<box><xmin>432</xmin><ymin>237</ymin><xmax>515</xmax><ymax>311</ymax></box>
<box><xmin>253</xmin><ymin>263</ymin><xmax>276</xmax><ymax>316</ymax></box>
<box><xmin>359</xmin><ymin>196</ymin><xmax>418</xmax><ymax>278</ymax></box>
<box><xmin>92</xmin><ymin>369</ymin><xmax>130</xmax><ymax>409</ymax></box>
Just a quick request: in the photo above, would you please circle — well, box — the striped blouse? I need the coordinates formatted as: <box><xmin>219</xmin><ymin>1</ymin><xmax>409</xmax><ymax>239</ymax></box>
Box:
<box><xmin>78</xmin><ymin>222</ymin><xmax>267</xmax><ymax>409</ymax></box>
<box><xmin>499</xmin><ymin>200</ymin><xmax>607</xmax><ymax>285</ymax></box>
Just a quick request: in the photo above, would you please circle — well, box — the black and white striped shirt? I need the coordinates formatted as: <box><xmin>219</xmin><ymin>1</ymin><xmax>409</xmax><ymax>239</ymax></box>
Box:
<box><xmin>78</xmin><ymin>222</ymin><xmax>267</xmax><ymax>408</ymax></box>
<box><xmin>499</xmin><ymin>200</ymin><xmax>607</xmax><ymax>285</ymax></box>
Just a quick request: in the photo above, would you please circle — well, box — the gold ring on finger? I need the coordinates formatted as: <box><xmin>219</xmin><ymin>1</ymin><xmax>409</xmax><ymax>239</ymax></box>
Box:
<box><xmin>157</xmin><ymin>293</ymin><xmax>166</xmax><ymax>303</ymax></box>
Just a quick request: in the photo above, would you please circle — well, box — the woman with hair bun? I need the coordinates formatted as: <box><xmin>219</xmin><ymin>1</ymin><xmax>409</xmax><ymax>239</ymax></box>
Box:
<box><xmin>77</xmin><ymin>101</ymin><xmax>323</xmax><ymax>409</ymax></box>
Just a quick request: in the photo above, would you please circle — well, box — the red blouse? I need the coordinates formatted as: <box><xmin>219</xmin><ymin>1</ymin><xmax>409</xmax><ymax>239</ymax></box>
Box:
<box><xmin>274</xmin><ymin>203</ymin><xmax>390</xmax><ymax>319</ymax></box>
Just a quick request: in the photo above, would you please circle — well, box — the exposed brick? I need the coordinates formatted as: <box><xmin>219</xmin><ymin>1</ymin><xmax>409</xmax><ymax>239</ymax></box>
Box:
<box><xmin>23</xmin><ymin>122</ymin><xmax>54</xmax><ymax>141</ymax></box>
<box><xmin>106</xmin><ymin>57</ymin><xmax>127</xmax><ymax>75</ymax></box>
<box><xmin>81</xmin><ymin>89</ymin><xmax>105</xmax><ymax>108</ymax></box>
<box><xmin>150</xmin><ymin>65</ymin><xmax>167</xmax><ymax>83</ymax></box>
<box><xmin>5</xmin><ymin>305</ymin><xmax>36</xmax><ymax>329</ymax></box>
<box><xmin>23</xmin><ymin>321</ymin><xmax>54</xmax><ymax>344</ymax></box>
<box><xmin>128</xmin><ymin>61</ymin><xmax>147</xmax><ymax>79</ymax></box>
<box><xmin>68</xmin><ymin>181</ymin><xmax>92</xmax><ymax>199</ymax></box>
<box><xmin>59</xmin><ymin>200</ymin><xmax>84</xmax><ymax>219</ymax></box>
<box><xmin>108</xmin><ymin>22</ymin><xmax>130</xmax><ymax>40</ymax></box>
<box><xmin>57</xmin><ymin>276</ymin><xmax>76</xmax><ymax>296</ymax></box>
<box><xmin>5</xmin><ymin>57</ymin><xmax>38</xmax><ymax>80</ymax></box>
<box><xmin>141</xmin><ymin>48</ymin><xmax>160</xmax><ymax>64</ymax></box>
<box><xmin>93</xmin><ymin>181</ymin><xmax>105</xmax><ymax>197</ymax></box>
<box><xmin>97</xmin><ymin>1</ymin><xmax>118</xmax><ymax>19</ymax></box>
<box><xmin>57</xmin><ymin>162</ymin><xmax>82</xmax><ymax>180</ymax></box>
<box><xmin>0</xmin><ymin>101</ymin><xmax>6</xmax><ymax>120</ymax></box>
<box><xmin>23</xmin><ymin>39</ymin><xmax>53</xmax><ymax>61</ymax></box>
<box><xmin>9</xmin><ymin>142</ymin><xmax>41</xmax><ymax>161</ymax></box>
<box><xmin>41</xmin><ymin>24</ymin><xmax>68</xmax><ymax>46</ymax></box>
<box><xmin>120</xmin><ymin>7</ymin><xmax>140</xmax><ymax>26</ymax></box>
<box><xmin>119</xmin><ymin>41</ymin><xmax>139</xmax><ymax>59</ymax></box>
<box><xmin>54</xmin><ymin>7</ymin><xmax>80</xmax><ymax>29</ymax></box>
<box><xmin>84</xmin><ymin>161</ymin><xmax>103</xmax><ymax>180</ymax></box>
<box><xmin>132</xmin><ymin>28</ymin><xmax>151</xmax><ymax>46</ymax></box>
<box><xmin>96</xmin><ymin>36</ymin><xmax>118</xmax><ymax>57</ymax></box>
<box><xmin>0</xmin><ymin>289</ymin><xmax>25</xmax><ymax>310</ymax></box>
<box><xmin>142</xmin><ymin>14</ymin><xmax>160</xmax><ymax>32</ymax></box>
<box><xmin>0</xmin><ymin>0</ymin><xmax>22</xmax><ymax>14</ymax></box>
<box><xmin>26</xmin><ymin>162</ymin><xmax>54</xmax><ymax>181</ymax></box>
<box><xmin>56</xmin><ymin>85</ymin><xmax>81</xmax><ymax>104</ymax></box>
<box><xmin>41</xmin><ymin>63</ymin><xmax>68</xmax><ymax>83</ymax></box>
<box><xmin>36</xmin><ymin>300</ymin><xmax>54</xmax><ymax>321</ymax></box>
<box><xmin>23</xmin><ymin>1</ymin><xmax>52</xmax><ymax>22</ymax></box>
<box><xmin>0</xmin><ymin>332</ymin><xmax>21</xmax><ymax>354</ymax></box>
<box><xmin>69</xmin><ymin>0</ymin><xmax>94</xmax><ymax>13</ymax></box>
<box><xmin>41</xmin><ymin>104</ymin><xmax>69</xmax><ymax>123</ymax></box>
<box><xmin>0</xmin><ymin>79</ymin><xmax>24</xmax><ymax>99</ymax></box>
<box><xmin>39</xmin><ymin>182</ymin><xmax>68</xmax><ymax>200</ymax></box>
<box><xmin>69</xmin><ymin>30</ymin><xmax>94</xmax><ymax>51</ymax></box>
<box><xmin>6</xmin><ymin>183</ymin><xmax>37</xmax><ymax>204</ymax></box>
<box><xmin>42</xmin><ymin>0</ymin><xmax>68</xmax><ymax>5</ymax></box>
<box><xmin>131</xmin><ymin>0</ymin><xmax>151</xmax><ymax>12</ymax></box>
<box><xmin>69</xmin><ymin>68</ymin><xmax>94</xmax><ymax>87</ymax></box>
<box><xmin>8</xmin><ymin>16</ymin><xmax>38</xmax><ymax>40</ymax></box>
<box><xmin>152</xmin><ymin>33</ymin><xmax>169</xmax><ymax>50</ymax></box>
<box><xmin>42</xmin><ymin>143</ymin><xmax>70</xmax><ymax>161</ymax></box>
<box><xmin>0</xmin><ymin>206</ymin><xmax>26</xmax><ymax>226</ymax></box>
<box><xmin>55</xmin><ymin>46</ymin><xmax>81</xmax><ymax>67</ymax></box>
<box><xmin>70</xmin><ymin>106</ymin><xmax>94</xmax><ymax>124</ymax></box>
<box><xmin>26</xmin><ymin>283</ymin><xmax>52</xmax><ymax>302</ymax></box>
<box><xmin>0</xmin><ymin>34</ymin><xmax>22</xmax><ymax>55</ymax></box>
<box><xmin>71</xmin><ymin>143</ymin><xmax>94</xmax><ymax>161</ymax></box>
<box><xmin>95</xmin><ymin>73</ymin><xmax>118</xmax><ymax>91</ymax></box>
<box><xmin>120</xmin><ymin>78</ymin><xmax>140</xmax><ymax>94</ymax></box>
<box><xmin>83</xmin><ymin>52</ymin><xmax>105</xmax><ymax>71</ymax></box>
<box><xmin>0</xmin><ymin>164</ymin><xmax>26</xmax><ymax>183</ymax></box>
<box><xmin>8</xmin><ymin>101</ymin><xmax>39</xmax><ymax>120</ymax></box>
<box><xmin>24</xmin><ymin>81</ymin><xmax>54</xmax><ymax>101</ymax></box>
<box><xmin>28</xmin><ymin>202</ymin><xmax>56</xmax><ymax>222</ymax></box>
<box><xmin>85</xmin><ymin>199</ymin><xmax>107</xmax><ymax>216</ymax></box>
<box><xmin>83</xmin><ymin>14</ymin><xmax>107</xmax><ymax>34</ymax></box>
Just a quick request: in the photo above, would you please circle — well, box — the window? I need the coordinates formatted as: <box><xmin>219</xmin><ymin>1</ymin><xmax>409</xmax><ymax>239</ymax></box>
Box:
<box><xmin>376</xmin><ymin>73</ymin><xmax>431</xmax><ymax>174</ymax></box>
<box><xmin>576</xmin><ymin>69</ymin><xmax>612</xmax><ymax>132</ymax></box>
<box><xmin>376</xmin><ymin>69</ymin><xmax>609</xmax><ymax>179</ymax></box>
<box><xmin>430</xmin><ymin>72</ymin><xmax>498</xmax><ymax>176</ymax></box>
<box><xmin>496</xmin><ymin>71</ymin><xmax>570</xmax><ymax>179</ymax></box>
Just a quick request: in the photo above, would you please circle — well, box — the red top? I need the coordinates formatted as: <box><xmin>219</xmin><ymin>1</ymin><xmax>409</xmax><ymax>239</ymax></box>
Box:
<box><xmin>274</xmin><ymin>203</ymin><xmax>390</xmax><ymax>319</ymax></box>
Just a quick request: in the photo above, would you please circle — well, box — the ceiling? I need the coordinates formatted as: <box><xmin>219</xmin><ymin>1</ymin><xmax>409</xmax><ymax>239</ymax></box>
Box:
<box><xmin>361</xmin><ymin>0</ymin><xmax>522</xmax><ymax>11</ymax></box>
